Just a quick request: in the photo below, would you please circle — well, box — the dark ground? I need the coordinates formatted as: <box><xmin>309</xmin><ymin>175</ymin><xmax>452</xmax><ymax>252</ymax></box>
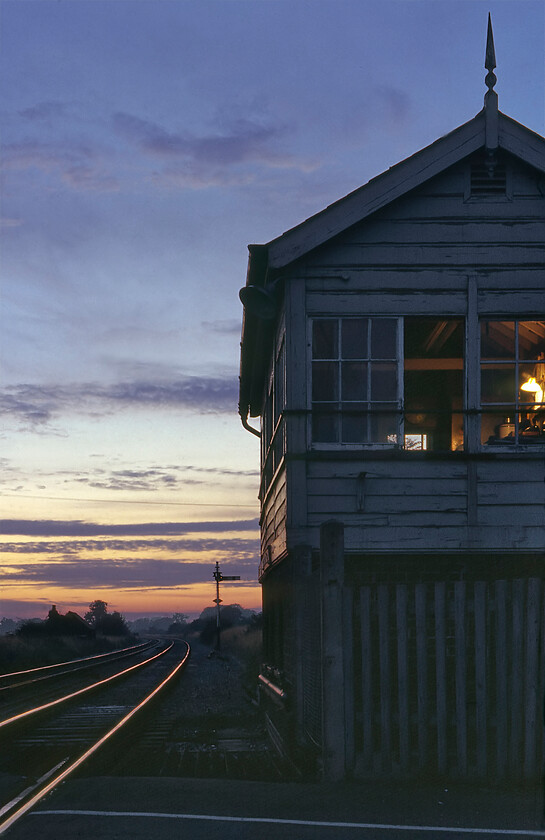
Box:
<box><xmin>109</xmin><ymin>639</ymin><xmax>295</xmax><ymax>781</ymax></box>
<box><xmin>2</xmin><ymin>638</ymin><xmax>544</xmax><ymax>838</ymax></box>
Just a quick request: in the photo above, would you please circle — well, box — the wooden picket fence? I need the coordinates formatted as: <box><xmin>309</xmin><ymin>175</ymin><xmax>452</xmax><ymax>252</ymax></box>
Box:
<box><xmin>354</xmin><ymin>577</ymin><xmax>544</xmax><ymax>780</ymax></box>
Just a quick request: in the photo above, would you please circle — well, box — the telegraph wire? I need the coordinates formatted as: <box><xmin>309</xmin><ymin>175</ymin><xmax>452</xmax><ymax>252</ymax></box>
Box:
<box><xmin>0</xmin><ymin>493</ymin><xmax>257</xmax><ymax>509</ymax></box>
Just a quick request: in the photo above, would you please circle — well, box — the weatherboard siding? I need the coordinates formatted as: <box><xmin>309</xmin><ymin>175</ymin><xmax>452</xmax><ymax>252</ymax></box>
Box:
<box><xmin>260</xmin><ymin>466</ymin><xmax>288</xmax><ymax>572</ymax></box>
<box><xmin>275</xmin><ymin>151</ymin><xmax>545</xmax><ymax>558</ymax></box>
<box><xmin>300</xmin><ymin>158</ymin><xmax>542</xmax><ymax>283</ymax></box>
<box><xmin>291</xmin><ymin>457</ymin><xmax>545</xmax><ymax>553</ymax></box>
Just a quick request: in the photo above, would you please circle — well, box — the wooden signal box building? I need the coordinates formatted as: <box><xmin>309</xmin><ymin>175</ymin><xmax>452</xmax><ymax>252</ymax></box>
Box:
<box><xmin>239</xmin><ymin>24</ymin><xmax>545</xmax><ymax>782</ymax></box>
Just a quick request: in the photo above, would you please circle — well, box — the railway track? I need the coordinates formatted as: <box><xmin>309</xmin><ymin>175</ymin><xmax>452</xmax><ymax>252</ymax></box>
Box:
<box><xmin>0</xmin><ymin>639</ymin><xmax>155</xmax><ymax>690</ymax></box>
<box><xmin>0</xmin><ymin>640</ymin><xmax>158</xmax><ymax>718</ymax></box>
<box><xmin>0</xmin><ymin>639</ymin><xmax>190</xmax><ymax>835</ymax></box>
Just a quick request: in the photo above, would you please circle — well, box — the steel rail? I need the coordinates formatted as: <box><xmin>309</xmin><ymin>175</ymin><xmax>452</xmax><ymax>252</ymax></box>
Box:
<box><xmin>0</xmin><ymin>641</ymin><xmax>172</xmax><ymax>731</ymax></box>
<box><xmin>0</xmin><ymin>640</ymin><xmax>159</xmax><ymax>693</ymax></box>
<box><xmin>0</xmin><ymin>641</ymin><xmax>191</xmax><ymax>835</ymax></box>
<box><xmin>0</xmin><ymin>639</ymin><xmax>153</xmax><ymax>681</ymax></box>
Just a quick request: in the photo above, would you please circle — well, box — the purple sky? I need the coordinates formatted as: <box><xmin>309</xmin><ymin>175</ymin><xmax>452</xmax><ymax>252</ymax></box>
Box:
<box><xmin>1</xmin><ymin>0</ymin><xmax>543</xmax><ymax>619</ymax></box>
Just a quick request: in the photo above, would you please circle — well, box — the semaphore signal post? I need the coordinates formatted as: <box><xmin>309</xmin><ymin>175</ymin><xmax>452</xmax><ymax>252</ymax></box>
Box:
<box><xmin>213</xmin><ymin>561</ymin><xmax>240</xmax><ymax>650</ymax></box>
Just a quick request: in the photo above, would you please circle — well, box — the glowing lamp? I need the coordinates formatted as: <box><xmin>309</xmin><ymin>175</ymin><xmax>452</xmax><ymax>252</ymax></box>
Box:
<box><xmin>521</xmin><ymin>376</ymin><xmax>544</xmax><ymax>408</ymax></box>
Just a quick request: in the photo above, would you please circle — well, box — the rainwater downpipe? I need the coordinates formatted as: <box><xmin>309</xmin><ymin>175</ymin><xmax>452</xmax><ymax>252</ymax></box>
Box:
<box><xmin>240</xmin><ymin>411</ymin><xmax>261</xmax><ymax>438</ymax></box>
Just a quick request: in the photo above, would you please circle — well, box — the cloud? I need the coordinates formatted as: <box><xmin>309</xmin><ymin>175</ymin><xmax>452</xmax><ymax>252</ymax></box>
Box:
<box><xmin>0</xmin><ymin>387</ymin><xmax>55</xmax><ymax>425</ymax></box>
<box><xmin>0</xmin><ymin>461</ymin><xmax>258</xmax><ymax>498</ymax></box>
<box><xmin>0</xmin><ymin>556</ymin><xmax>256</xmax><ymax>589</ymax></box>
<box><xmin>19</xmin><ymin>101</ymin><xmax>69</xmax><ymax>121</ymax></box>
<box><xmin>2</xmin><ymin>140</ymin><xmax>119</xmax><ymax>192</ymax></box>
<box><xmin>0</xmin><ymin>519</ymin><xmax>259</xmax><ymax>537</ymax></box>
<box><xmin>113</xmin><ymin>112</ymin><xmax>292</xmax><ymax>167</ymax></box>
<box><xmin>202</xmin><ymin>319</ymin><xmax>241</xmax><ymax>335</ymax></box>
<box><xmin>183</xmin><ymin>465</ymin><xmax>258</xmax><ymax>478</ymax></box>
<box><xmin>0</xmin><ymin>373</ymin><xmax>239</xmax><ymax>427</ymax></box>
<box><xmin>73</xmin><ymin>468</ymin><xmax>186</xmax><ymax>493</ymax></box>
<box><xmin>0</xmin><ymin>536</ymin><xmax>259</xmax><ymax>556</ymax></box>
<box><xmin>0</xmin><ymin>217</ymin><xmax>23</xmax><ymax>228</ymax></box>
<box><xmin>68</xmin><ymin>463</ymin><xmax>258</xmax><ymax>493</ymax></box>
<box><xmin>107</xmin><ymin>376</ymin><xmax>237</xmax><ymax>408</ymax></box>
<box><xmin>112</xmin><ymin>111</ymin><xmax>318</xmax><ymax>188</ymax></box>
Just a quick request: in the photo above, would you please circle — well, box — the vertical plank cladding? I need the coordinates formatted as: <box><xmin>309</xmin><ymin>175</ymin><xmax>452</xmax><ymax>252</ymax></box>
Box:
<box><xmin>396</xmin><ymin>585</ymin><xmax>410</xmax><ymax>772</ymax></box>
<box><xmin>354</xmin><ymin>577</ymin><xmax>544</xmax><ymax>781</ymax></box>
<box><xmin>434</xmin><ymin>582</ymin><xmax>448</xmax><ymax>775</ymax></box>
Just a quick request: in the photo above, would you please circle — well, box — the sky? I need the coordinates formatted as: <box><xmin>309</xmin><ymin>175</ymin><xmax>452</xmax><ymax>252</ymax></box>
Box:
<box><xmin>1</xmin><ymin>0</ymin><xmax>544</xmax><ymax>621</ymax></box>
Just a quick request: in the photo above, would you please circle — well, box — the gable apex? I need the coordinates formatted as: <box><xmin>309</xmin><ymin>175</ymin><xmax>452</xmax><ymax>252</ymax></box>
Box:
<box><xmin>263</xmin><ymin>110</ymin><xmax>545</xmax><ymax>272</ymax></box>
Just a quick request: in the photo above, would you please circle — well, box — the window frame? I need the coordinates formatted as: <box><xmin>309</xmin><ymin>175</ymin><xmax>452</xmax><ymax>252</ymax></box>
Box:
<box><xmin>479</xmin><ymin>317</ymin><xmax>545</xmax><ymax>450</ymax></box>
<box><xmin>309</xmin><ymin>316</ymin><xmax>404</xmax><ymax>449</ymax></box>
<box><xmin>309</xmin><ymin>314</ymin><xmax>468</xmax><ymax>452</ymax></box>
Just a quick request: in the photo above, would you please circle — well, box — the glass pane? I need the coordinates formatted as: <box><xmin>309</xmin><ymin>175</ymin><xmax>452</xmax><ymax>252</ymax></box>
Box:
<box><xmin>342</xmin><ymin>318</ymin><xmax>367</xmax><ymax>359</ymax></box>
<box><xmin>405</xmin><ymin>317</ymin><xmax>464</xmax><ymax>358</ymax></box>
<box><xmin>519</xmin><ymin>321</ymin><xmax>545</xmax><ymax>361</ymax></box>
<box><xmin>451</xmin><ymin>413</ymin><xmax>464</xmax><ymax>451</ymax></box>
<box><xmin>404</xmin><ymin>433</ymin><xmax>428</xmax><ymax>450</ymax></box>
<box><xmin>342</xmin><ymin>403</ymin><xmax>367</xmax><ymax>443</ymax></box>
<box><xmin>520</xmin><ymin>414</ymin><xmax>543</xmax><ymax>438</ymax></box>
<box><xmin>313</xmin><ymin>409</ymin><xmax>338</xmax><ymax>443</ymax></box>
<box><xmin>312</xmin><ymin>361</ymin><xmax>338</xmax><ymax>401</ymax></box>
<box><xmin>520</xmin><ymin>363</ymin><xmax>544</xmax><ymax>407</ymax></box>
<box><xmin>481</xmin><ymin>364</ymin><xmax>515</xmax><ymax>403</ymax></box>
<box><xmin>370</xmin><ymin>411</ymin><xmax>398</xmax><ymax>443</ymax></box>
<box><xmin>480</xmin><ymin>321</ymin><xmax>514</xmax><ymax>359</ymax></box>
<box><xmin>370</xmin><ymin>362</ymin><xmax>397</xmax><ymax>401</ymax></box>
<box><xmin>481</xmin><ymin>412</ymin><xmax>516</xmax><ymax>445</ymax></box>
<box><xmin>313</xmin><ymin>320</ymin><xmax>338</xmax><ymax>359</ymax></box>
<box><xmin>370</xmin><ymin>318</ymin><xmax>397</xmax><ymax>358</ymax></box>
<box><xmin>342</xmin><ymin>362</ymin><xmax>367</xmax><ymax>400</ymax></box>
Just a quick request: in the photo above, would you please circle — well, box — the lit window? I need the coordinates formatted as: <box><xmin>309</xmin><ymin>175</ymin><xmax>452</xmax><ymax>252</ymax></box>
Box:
<box><xmin>480</xmin><ymin>320</ymin><xmax>545</xmax><ymax>445</ymax></box>
<box><xmin>311</xmin><ymin>316</ymin><xmax>465</xmax><ymax>451</ymax></box>
<box><xmin>404</xmin><ymin>318</ymin><xmax>464</xmax><ymax>451</ymax></box>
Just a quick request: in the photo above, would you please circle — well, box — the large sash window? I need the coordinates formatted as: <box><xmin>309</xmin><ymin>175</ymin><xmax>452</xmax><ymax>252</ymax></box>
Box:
<box><xmin>312</xmin><ymin>317</ymin><xmax>399</xmax><ymax>445</ymax></box>
<box><xmin>480</xmin><ymin>320</ymin><xmax>545</xmax><ymax>446</ymax></box>
<box><xmin>311</xmin><ymin>316</ymin><xmax>465</xmax><ymax>451</ymax></box>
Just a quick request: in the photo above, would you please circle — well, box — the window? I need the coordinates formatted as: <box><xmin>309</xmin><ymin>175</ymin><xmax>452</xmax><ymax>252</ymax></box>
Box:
<box><xmin>480</xmin><ymin>320</ymin><xmax>545</xmax><ymax>446</ymax></box>
<box><xmin>261</xmin><ymin>335</ymin><xmax>286</xmax><ymax>497</ymax></box>
<box><xmin>404</xmin><ymin>317</ymin><xmax>464</xmax><ymax>452</ymax></box>
<box><xmin>312</xmin><ymin>318</ymin><xmax>399</xmax><ymax>444</ymax></box>
<box><xmin>311</xmin><ymin>316</ymin><xmax>465</xmax><ymax>451</ymax></box>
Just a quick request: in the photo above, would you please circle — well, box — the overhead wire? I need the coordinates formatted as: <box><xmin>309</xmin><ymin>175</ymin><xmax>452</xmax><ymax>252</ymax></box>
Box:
<box><xmin>0</xmin><ymin>493</ymin><xmax>257</xmax><ymax>508</ymax></box>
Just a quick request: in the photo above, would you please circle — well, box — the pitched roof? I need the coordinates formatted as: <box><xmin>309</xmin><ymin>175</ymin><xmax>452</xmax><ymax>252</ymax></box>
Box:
<box><xmin>259</xmin><ymin>110</ymin><xmax>545</xmax><ymax>274</ymax></box>
<box><xmin>239</xmin><ymin>108</ymin><xmax>545</xmax><ymax>419</ymax></box>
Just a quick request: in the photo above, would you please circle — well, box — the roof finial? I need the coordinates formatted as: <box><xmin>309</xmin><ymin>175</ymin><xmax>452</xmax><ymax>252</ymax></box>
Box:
<box><xmin>485</xmin><ymin>13</ymin><xmax>497</xmax><ymax>99</ymax></box>
<box><xmin>484</xmin><ymin>13</ymin><xmax>498</xmax><ymax>151</ymax></box>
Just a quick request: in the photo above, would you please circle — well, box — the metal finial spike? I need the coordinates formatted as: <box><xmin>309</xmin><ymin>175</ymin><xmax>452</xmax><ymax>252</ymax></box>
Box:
<box><xmin>485</xmin><ymin>13</ymin><xmax>496</xmax><ymax>71</ymax></box>
<box><xmin>485</xmin><ymin>14</ymin><xmax>497</xmax><ymax>94</ymax></box>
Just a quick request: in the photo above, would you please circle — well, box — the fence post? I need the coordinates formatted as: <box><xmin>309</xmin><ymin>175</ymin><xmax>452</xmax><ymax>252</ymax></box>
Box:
<box><xmin>320</xmin><ymin>520</ymin><xmax>346</xmax><ymax>780</ymax></box>
<box><xmin>293</xmin><ymin>543</ymin><xmax>313</xmax><ymax>743</ymax></box>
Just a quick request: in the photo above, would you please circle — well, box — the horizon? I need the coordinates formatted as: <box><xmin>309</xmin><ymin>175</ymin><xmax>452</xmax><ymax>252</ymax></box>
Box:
<box><xmin>0</xmin><ymin>602</ymin><xmax>260</xmax><ymax>625</ymax></box>
<box><xmin>1</xmin><ymin>0</ymin><xmax>543</xmax><ymax>620</ymax></box>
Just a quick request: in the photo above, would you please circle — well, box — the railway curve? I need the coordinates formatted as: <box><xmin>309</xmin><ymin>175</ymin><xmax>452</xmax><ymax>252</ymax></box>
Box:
<box><xmin>0</xmin><ymin>639</ymin><xmax>190</xmax><ymax>835</ymax></box>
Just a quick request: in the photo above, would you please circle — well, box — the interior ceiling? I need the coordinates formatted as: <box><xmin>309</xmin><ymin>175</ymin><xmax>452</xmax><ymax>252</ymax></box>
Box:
<box><xmin>485</xmin><ymin>321</ymin><xmax>545</xmax><ymax>355</ymax></box>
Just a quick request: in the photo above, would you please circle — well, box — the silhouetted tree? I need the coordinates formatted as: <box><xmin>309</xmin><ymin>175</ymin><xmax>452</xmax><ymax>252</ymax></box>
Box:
<box><xmin>84</xmin><ymin>600</ymin><xmax>108</xmax><ymax>627</ymax></box>
<box><xmin>96</xmin><ymin>611</ymin><xmax>129</xmax><ymax>636</ymax></box>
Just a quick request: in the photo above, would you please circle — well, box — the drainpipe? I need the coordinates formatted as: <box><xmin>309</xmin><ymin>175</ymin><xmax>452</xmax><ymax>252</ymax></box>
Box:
<box><xmin>240</xmin><ymin>411</ymin><xmax>261</xmax><ymax>438</ymax></box>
